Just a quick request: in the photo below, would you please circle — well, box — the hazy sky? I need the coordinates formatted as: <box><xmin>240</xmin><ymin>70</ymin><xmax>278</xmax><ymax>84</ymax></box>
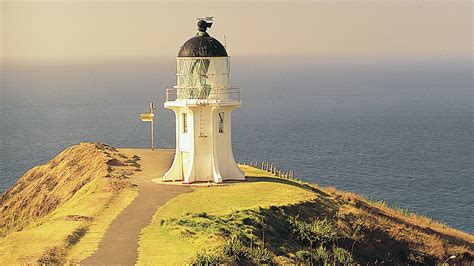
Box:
<box><xmin>1</xmin><ymin>1</ymin><xmax>472</xmax><ymax>61</ymax></box>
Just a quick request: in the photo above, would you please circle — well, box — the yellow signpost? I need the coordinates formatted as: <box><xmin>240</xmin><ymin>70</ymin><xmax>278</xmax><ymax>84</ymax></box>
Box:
<box><xmin>140</xmin><ymin>113</ymin><xmax>154</xmax><ymax>122</ymax></box>
<box><xmin>140</xmin><ymin>102</ymin><xmax>156</xmax><ymax>150</ymax></box>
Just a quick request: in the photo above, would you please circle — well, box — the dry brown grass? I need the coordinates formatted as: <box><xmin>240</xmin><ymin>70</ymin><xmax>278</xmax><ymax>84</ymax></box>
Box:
<box><xmin>368</xmin><ymin>198</ymin><xmax>474</xmax><ymax>244</ymax></box>
<box><xmin>321</xmin><ymin>186</ymin><xmax>337</xmax><ymax>195</ymax></box>
<box><xmin>325</xmin><ymin>185</ymin><xmax>474</xmax><ymax>246</ymax></box>
<box><xmin>294</xmin><ymin>181</ymin><xmax>473</xmax><ymax>261</ymax></box>
<box><xmin>338</xmin><ymin>196</ymin><xmax>473</xmax><ymax>260</ymax></box>
<box><xmin>0</xmin><ymin>142</ymin><xmax>138</xmax><ymax>237</ymax></box>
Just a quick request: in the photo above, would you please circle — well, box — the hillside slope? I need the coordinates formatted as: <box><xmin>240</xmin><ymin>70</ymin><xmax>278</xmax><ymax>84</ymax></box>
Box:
<box><xmin>139</xmin><ymin>166</ymin><xmax>474</xmax><ymax>265</ymax></box>
<box><xmin>0</xmin><ymin>142</ymin><xmax>139</xmax><ymax>264</ymax></box>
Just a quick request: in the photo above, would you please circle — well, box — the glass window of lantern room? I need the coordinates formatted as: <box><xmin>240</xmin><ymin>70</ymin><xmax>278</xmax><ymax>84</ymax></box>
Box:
<box><xmin>176</xmin><ymin>58</ymin><xmax>231</xmax><ymax>100</ymax></box>
<box><xmin>182</xmin><ymin>113</ymin><xmax>188</xmax><ymax>133</ymax></box>
<box><xmin>218</xmin><ymin>112</ymin><xmax>224</xmax><ymax>133</ymax></box>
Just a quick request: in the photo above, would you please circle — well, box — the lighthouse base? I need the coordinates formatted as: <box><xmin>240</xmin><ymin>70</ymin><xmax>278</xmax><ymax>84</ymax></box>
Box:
<box><xmin>162</xmin><ymin>151</ymin><xmax>245</xmax><ymax>184</ymax></box>
<box><xmin>162</xmin><ymin>103</ymin><xmax>245</xmax><ymax>183</ymax></box>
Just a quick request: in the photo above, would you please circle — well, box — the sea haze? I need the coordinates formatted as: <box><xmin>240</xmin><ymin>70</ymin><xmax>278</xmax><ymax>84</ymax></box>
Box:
<box><xmin>0</xmin><ymin>56</ymin><xmax>472</xmax><ymax>233</ymax></box>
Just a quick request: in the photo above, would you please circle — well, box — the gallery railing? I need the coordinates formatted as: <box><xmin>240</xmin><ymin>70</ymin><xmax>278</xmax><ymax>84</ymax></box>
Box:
<box><xmin>165</xmin><ymin>87</ymin><xmax>240</xmax><ymax>104</ymax></box>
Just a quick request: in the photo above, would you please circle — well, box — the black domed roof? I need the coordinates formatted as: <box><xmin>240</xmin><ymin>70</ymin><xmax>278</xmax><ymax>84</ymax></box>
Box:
<box><xmin>178</xmin><ymin>20</ymin><xmax>228</xmax><ymax>57</ymax></box>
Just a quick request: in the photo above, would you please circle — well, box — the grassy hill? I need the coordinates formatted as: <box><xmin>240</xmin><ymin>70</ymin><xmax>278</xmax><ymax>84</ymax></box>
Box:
<box><xmin>0</xmin><ymin>143</ymin><xmax>139</xmax><ymax>264</ymax></box>
<box><xmin>138</xmin><ymin>166</ymin><xmax>473</xmax><ymax>265</ymax></box>
<box><xmin>0</xmin><ymin>143</ymin><xmax>472</xmax><ymax>264</ymax></box>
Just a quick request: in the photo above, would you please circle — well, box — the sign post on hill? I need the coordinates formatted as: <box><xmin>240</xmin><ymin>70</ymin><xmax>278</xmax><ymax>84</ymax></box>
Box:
<box><xmin>140</xmin><ymin>102</ymin><xmax>156</xmax><ymax>151</ymax></box>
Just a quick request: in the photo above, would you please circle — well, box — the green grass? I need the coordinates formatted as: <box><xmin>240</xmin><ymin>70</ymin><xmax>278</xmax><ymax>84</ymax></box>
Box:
<box><xmin>138</xmin><ymin>165</ymin><xmax>474</xmax><ymax>264</ymax></box>
<box><xmin>137</xmin><ymin>165</ymin><xmax>317</xmax><ymax>265</ymax></box>
<box><xmin>0</xmin><ymin>177</ymin><xmax>138</xmax><ymax>264</ymax></box>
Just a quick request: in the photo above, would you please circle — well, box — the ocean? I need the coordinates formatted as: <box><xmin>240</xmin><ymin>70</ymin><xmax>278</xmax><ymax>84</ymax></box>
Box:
<box><xmin>0</xmin><ymin>56</ymin><xmax>472</xmax><ymax>233</ymax></box>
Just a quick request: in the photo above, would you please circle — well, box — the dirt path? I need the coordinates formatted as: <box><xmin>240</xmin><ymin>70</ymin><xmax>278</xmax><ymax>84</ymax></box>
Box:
<box><xmin>82</xmin><ymin>149</ymin><xmax>192</xmax><ymax>266</ymax></box>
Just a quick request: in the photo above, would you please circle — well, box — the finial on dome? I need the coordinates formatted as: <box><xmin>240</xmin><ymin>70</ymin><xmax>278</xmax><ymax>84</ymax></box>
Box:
<box><xmin>178</xmin><ymin>17</ymin><xmax>227</xmax><ymax>57</ymax></box>
<box><xmin>196</xmin><ymin>17</ymin><xmax>213</xmax><ymax>32</ymax></box>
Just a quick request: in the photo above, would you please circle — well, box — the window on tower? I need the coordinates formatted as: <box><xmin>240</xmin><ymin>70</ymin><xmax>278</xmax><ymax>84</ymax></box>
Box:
<box><xmin>182</xmin><ymin>113</ymin><xmax>188</xmax><ymax>133</ymax></box>
<box><xmin>218</xmin><ymin>112</ymin><xmax>224</xmax><ymax>133</ymax></box>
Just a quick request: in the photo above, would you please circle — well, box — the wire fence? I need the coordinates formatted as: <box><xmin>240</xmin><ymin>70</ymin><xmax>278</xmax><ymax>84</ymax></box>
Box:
<box><xmin>238</xmin><ymin>161</ymin><xmax>299</xmax><ymax>181</ymax></box>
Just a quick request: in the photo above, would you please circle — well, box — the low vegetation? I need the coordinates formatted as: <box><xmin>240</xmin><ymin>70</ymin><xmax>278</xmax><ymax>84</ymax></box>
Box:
<box><xmin>137</xmin><ymin>166</ymin><xmax>317</xmax><ymax>265</ymax></box>
<box><xmin>0</xmin><ymin>143</ymin><xmax>139</xmax><ymax>264</ymax></box>
<box><xmin>139</xmin><ymin>165</ymin><xmax>474</xmax><ymax>265</ymax></box>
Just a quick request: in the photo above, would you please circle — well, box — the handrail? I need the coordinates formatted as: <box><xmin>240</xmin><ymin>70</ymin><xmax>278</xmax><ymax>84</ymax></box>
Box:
<box><xmin>166</xmin><ymin>87</ymin><xmax>240</xmax><ymax>104</ymax></box>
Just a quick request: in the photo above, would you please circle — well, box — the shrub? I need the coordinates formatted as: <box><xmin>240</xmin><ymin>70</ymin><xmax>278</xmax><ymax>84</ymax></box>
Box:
<box><xmin>289</xmin><ymin>218</ymin><xmax>318</xmax><ymax>247</ymax></box>
<box><xmin>223</xmin><ymin>235</ymin><xmax>247</xmax><ymax>262</ymax></box>
<box><xmin>248</xmin><ymin>246</ymin><xmax>274</xmax><ymax>264</ymax></box>
<box><xmin>37</xmin><ymin>247</ymin><xmax>66</xmax><ymax>265</ymax></box>
<box><xmin>313</xmin><ymin>245</ymin><xmax>331</xmax><ymax>264</ymax></box>
<box><xmin>189</xmin><ymin>250</ymin><xmax>225</xmax><ymax>265</ymax></box>
<box><xmin>295</xmin><ymin>250</ymin><xmax>312</xmax><ymax>263</ymax></box>
<box><xmin>333</xmin><ymin>247</ymin><xmax>353</xmax><ymax>265</ymax></box>
<box><xmin>197</xmin><ymin>212</ymin><xmax>209</xmax><ymax>218</ymax></box>
<box><xmin>289</xmin><ymin>218</ymin><xmax>339</xmax><ymax>248</ymax></box>
<box><xmin>310</xmin><ymin>218</ymin><xmax>339</xmax><ymax>244</ymax></box>
<box><xmin>66</xmin><ymin>227</ymin><xmax>88</xmax><ymax>247</ymax></box>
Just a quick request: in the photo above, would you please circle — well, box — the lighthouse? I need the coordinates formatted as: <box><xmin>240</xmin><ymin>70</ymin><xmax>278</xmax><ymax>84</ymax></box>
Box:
<box><xmin>162</xmin><ymin>19</ymin><xmax>245</xmax><ymax>183</ymax></box>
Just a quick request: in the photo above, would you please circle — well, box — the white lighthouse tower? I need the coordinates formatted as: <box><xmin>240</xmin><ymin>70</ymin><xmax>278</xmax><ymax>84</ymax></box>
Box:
<box><xmin>162</xmin><ymin>19</ymin><xmax>245</xmax><ymax>183</ymax></box>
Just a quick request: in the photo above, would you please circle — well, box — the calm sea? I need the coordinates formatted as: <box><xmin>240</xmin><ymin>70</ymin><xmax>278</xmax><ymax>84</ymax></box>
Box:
<box><xmin>1</xmin><ymin>56</ymin><xmax>472</xmax><ymax>233</ymax></box>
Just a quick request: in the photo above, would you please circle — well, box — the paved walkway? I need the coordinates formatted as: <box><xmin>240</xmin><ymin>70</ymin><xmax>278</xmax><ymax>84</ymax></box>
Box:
<box><xmin>82</xmin><ymin>149</ymin><xmax>192</xmax><ymax>266</ymax></box>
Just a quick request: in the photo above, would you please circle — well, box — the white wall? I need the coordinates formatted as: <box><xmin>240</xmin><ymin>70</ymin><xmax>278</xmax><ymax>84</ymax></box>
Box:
<box><xmin>163</xmin><ymin>103</ymin><xmax>244</xmax><ymax>183</ymax></box>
